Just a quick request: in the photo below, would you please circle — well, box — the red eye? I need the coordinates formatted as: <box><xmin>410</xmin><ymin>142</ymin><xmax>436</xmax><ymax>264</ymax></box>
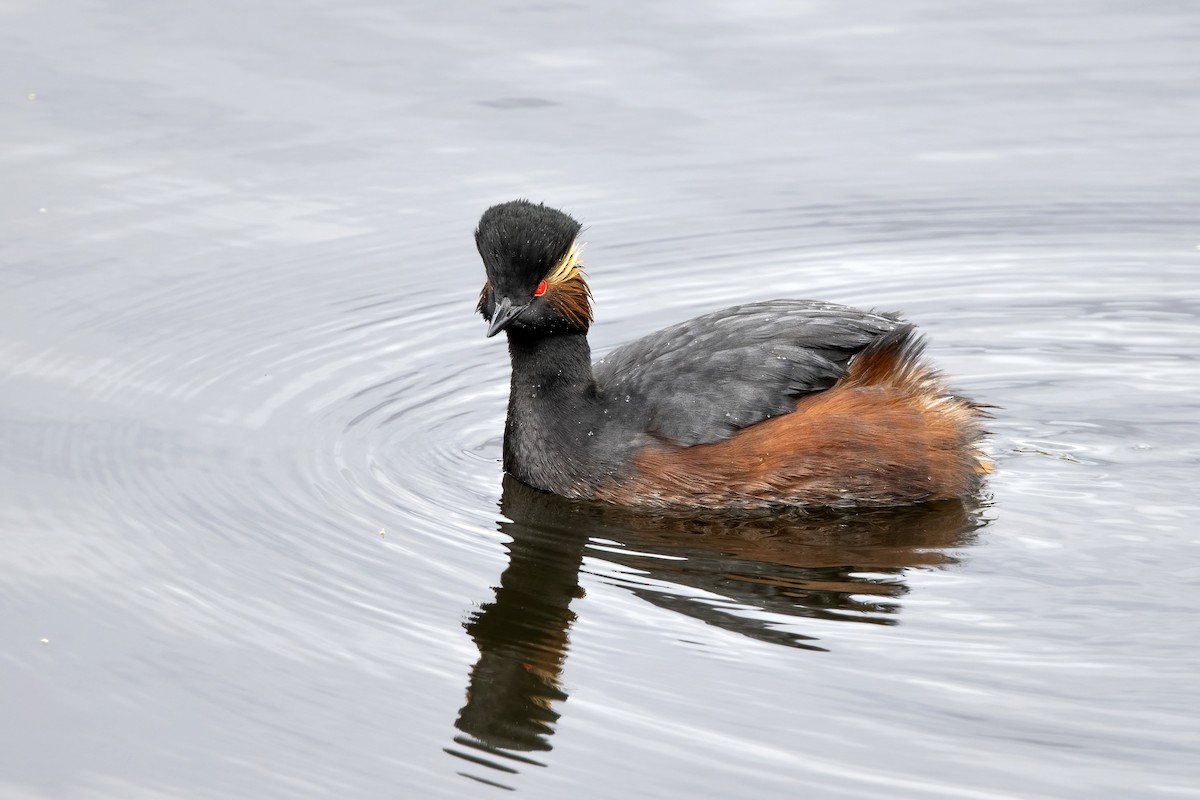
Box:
<box><xmin>533</xmin><ymin>280</ymin><xmax>547</xmax><ymax>297</ymax></box>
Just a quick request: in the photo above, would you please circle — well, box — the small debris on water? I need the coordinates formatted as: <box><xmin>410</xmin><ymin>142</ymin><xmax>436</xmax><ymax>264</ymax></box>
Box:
<box><xmin>1013</xmin><ymin>447</ymin><xmax>1081</xmax><ymax>463</ymax></box>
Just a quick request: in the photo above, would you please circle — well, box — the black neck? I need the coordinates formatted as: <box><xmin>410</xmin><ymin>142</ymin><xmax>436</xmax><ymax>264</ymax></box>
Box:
<box><xmin>507</xmin><ymin>331</ymin><xmax>594</xmax><ymax>392</ymax></box>
<box><xmin>502</xmin><ymin>332</ymin><xmax>600</xmax><ymax>495</ymax></box>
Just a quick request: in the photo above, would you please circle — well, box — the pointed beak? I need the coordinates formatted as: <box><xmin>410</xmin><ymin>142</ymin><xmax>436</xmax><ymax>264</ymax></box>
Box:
<box><xmin>486</xmin><ymin>297</ymin><xmax>528</xmax><ymax>338</ymax></box>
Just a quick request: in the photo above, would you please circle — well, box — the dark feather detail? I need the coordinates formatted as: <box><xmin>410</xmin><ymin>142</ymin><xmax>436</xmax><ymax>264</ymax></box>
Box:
<box><xmin>594</xmin><ymin>300</ymin><xmax>900</xmax><ymax>446</ymax></box>
<box><xmin>477</xmin><ymin>281</ymin><xmax>491</xmax><ymax>317</ymax></box>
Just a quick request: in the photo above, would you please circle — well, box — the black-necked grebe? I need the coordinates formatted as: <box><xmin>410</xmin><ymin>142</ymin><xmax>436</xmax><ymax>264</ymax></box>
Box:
<box><xmin>475</xmin><ymin>199</ymin><xmax>988</xmax><ymax>509</ymax></box>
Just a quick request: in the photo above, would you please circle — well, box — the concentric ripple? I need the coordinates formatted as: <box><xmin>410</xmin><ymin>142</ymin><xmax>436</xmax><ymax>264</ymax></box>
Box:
<box><xmin>5</xmin><ymin>190</ymin><xmax>1200</xmax><ymax>798</ymax></box>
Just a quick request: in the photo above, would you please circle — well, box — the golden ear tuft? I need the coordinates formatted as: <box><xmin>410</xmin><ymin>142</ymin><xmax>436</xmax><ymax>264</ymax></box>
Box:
<box><xmin>546</xmin><ymin>240</ymin><xmax>585</xmax><ymax>286</ymax></box>
<box><xmin>544</xmin><ymin>240</ymin><xmax>592</xmax><ymax>328</ymax></box>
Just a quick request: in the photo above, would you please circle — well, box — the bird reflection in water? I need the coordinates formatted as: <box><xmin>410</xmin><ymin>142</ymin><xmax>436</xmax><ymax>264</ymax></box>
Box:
<box><xmin>446</xmin><ymin>475</ymin><xmax>986</xmax><ymax>786</ymax></box>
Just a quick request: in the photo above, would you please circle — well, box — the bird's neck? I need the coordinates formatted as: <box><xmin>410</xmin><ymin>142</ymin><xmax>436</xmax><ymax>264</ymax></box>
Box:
<box><xmin>507</xmin><ymin>330</ymin><xmax>595</xmax><ymax>386</ymax></box>
<box><xmin>503</xmin><ymin>331</ymin><xmax>600</xmax><ymax>495</ymax></box>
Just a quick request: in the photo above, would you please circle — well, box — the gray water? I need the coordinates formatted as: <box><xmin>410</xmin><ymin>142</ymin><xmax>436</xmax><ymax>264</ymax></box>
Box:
<box><xmin>3</xmin><ymin>1</ymin><xmax>1200</xmax><ymax>797</ymax></box>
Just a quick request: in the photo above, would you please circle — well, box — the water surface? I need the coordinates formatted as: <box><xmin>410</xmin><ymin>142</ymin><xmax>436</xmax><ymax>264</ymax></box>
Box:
<box><xmin>2</xmin><ymin>0</ymin><xmax>1199</xmax><ymax>797</ymax></box>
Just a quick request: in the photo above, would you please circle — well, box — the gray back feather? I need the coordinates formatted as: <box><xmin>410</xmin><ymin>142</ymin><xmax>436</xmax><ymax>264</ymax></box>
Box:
<box><xmin>594</xmin><ymin>300</ymin><xmax>900</xmax><ymax>446</ymax></box>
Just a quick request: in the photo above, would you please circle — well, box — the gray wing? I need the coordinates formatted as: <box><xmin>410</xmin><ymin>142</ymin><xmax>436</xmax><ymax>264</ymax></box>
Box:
<box><xmin>593</xmin><ymin>300</ymin><xmax>900</xmax><ymax>446</ymax></box>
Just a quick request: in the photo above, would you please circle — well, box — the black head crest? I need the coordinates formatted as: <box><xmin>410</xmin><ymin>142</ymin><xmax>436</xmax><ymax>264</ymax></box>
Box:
<box><xmin>475</xmin><ymin>200</ymin><xmax>583</xmax><ymax>297</ymax></box>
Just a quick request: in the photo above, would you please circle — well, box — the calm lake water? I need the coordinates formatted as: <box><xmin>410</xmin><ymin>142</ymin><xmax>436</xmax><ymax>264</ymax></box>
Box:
<box><xmin>3</xmin><ymin>0</ymin><xmax>1199</xmax><ymax>797</ymax></box>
